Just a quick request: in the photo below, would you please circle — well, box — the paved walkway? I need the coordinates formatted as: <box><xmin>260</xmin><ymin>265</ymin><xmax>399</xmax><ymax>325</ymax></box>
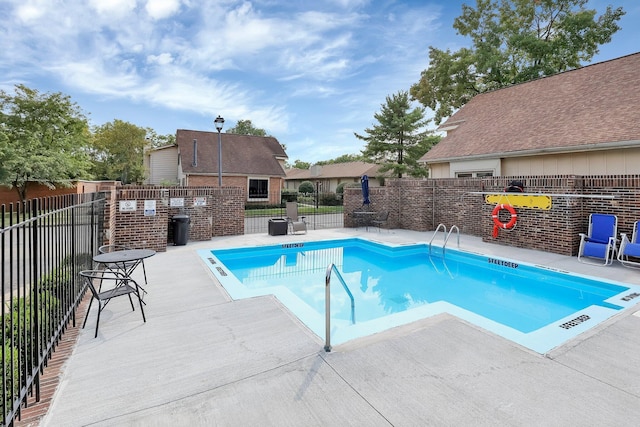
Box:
<box><xmin>40</xmin><ymin>228</ymin><xmax>640</xmax><ymax>426</ymax></box>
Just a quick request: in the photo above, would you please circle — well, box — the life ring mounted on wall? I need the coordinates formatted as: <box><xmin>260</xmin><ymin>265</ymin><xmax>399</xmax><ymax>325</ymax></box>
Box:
<box><xmin>492</xmin><ymin>204</ymin><xmax>517</xmax><ymax>237</ymax></box>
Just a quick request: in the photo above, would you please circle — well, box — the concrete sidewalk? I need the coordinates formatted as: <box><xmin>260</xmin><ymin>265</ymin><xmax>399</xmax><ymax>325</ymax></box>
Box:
<box><xmin>42</xmin><ymin>229</ymin><xmax>640</xmax><ymax>426</ymax></box>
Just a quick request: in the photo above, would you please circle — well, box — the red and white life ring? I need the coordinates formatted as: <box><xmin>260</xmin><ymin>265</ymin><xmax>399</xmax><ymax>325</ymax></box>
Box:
<box><xmin>492</xmin><ymin>204</ymin><xmax>517</xmax><ymax>237</ymax></box>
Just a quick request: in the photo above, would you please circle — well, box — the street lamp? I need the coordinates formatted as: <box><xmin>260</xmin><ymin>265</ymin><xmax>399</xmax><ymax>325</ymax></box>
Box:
<box><xmin>214</xmin><ymin>115</ymin><xmax>225</xmax><ymax>186</ymax></box>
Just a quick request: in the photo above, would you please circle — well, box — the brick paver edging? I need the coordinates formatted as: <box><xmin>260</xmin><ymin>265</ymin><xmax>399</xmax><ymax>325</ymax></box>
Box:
<box><xmin>13</xmin><ymin>293</ymin><xmax>91</xmax><ymax>427</ymax></box>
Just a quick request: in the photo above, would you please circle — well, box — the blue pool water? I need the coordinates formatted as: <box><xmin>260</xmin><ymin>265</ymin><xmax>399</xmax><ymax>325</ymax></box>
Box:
<box><xmin>199</xmin><ymin>238</ymin><xmax>640</xmax><ymax>353</ymax></box>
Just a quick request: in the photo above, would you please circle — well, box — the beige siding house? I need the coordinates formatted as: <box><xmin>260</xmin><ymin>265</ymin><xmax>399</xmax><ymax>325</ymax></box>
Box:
<box><xmin>285</xmin><ymin>162</ymin><xmax>382</xmax><ymax>193</ymax></box>
<box><xmin>421</xmin><ymin>52</ymin><xmax>640</xmax><ymax>178</ymax></box>
<box><xmin>144</xmin><ymin>145</ymin><xmax>179</xmax><ymax>185</ymax></box>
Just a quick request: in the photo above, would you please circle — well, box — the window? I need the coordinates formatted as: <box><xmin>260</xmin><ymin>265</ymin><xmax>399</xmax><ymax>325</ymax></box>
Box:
<box><xmin>455</xmin><ymin>171</ymin><xmax>493</xmax><ymax>178</ymax></box>
<box><xmin>248</xmin><ymin>178</ymin><xmax>268</xmax><ymax>200</ymax></box>
<box><xmin>450</xmin><ymin>159</ymin><xmax>499</xmax><ymax>178</ymax></box>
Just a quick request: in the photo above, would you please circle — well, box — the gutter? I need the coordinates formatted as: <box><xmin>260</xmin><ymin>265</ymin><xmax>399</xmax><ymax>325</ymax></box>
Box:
<box><xmin>425</xmin><ymin>139</ymin><xmax>640</xmax><ymax>163</ymax></box>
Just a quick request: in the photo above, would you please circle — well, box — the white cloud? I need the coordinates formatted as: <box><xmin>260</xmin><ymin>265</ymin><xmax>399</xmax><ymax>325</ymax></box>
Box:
<box><xmin>145</xmin><ymin>0</ymin><xmax>182</xmax><ymax>20</ymax></box>
<box><xmin>50</xmin><ymin>60</ymin><xmax>141</xmax><ymax>95</ymax></box>
<box><xmin>147</xmin><ymin>53</ymin><xmax>174</xmax><ymax>65</ymax></box>
<box><xmin>15</xmin><ymin>4</ymin><xmax>44</xmax><ymax>22</ymax></box>
<box><xmin>88</xmin><ymin>0</ymin><xmax>136</xmax><ymax>16</ymax></box>
<box><xmin>327</xmin><ymin>0</ymin><xmax>369</xmax><ymax>9</ymax></box>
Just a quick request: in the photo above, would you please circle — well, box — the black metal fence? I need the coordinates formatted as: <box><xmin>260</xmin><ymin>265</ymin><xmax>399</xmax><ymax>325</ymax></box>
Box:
<box><xmin>1</xmin><ymin>193</ymin><xmax>104</xmax><ymax>427</ymax></box>
<box><xmin>244</xmin><ymin>191</ymin><xmax>344</xmax><ymax>234</ymax></box>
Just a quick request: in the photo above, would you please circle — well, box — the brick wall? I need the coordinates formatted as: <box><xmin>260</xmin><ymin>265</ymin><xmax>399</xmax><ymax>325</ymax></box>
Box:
<box><xmin>210</xmin><ymin>187</ymin><xmax>245</xmax><ymax>237</ymax></box>
<box><xmin>0</xmin><ymin>183</ymin><xmax>77</xmax><ymax>205</ymax></box>
<box><xmin>110</xmin><ymin>186</ymin><xmax>245</xmax><ymax>252</ymax></box>
<box><xmin>346</xmin><ymin>175</ymin><xmax>640</xmax><ymax>257</ymax></box>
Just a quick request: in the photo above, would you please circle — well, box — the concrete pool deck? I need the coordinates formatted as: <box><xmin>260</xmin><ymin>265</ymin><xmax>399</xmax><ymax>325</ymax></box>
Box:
<box><xmin>42</xmin><ymin>228</ymin><xmax>640</xmax><ymax>426</ymax></box>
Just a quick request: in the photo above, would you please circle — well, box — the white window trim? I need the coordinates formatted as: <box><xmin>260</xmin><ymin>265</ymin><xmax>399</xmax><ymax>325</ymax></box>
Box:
<box><xmin>247</xmin><ymin>176</ymin><xmax>269</xmax><ymax>201</ymax></box>
<box><xmin>450</xmin><ymin>159</ymin><xmax>500</xmax><ymax>177</ymax></box>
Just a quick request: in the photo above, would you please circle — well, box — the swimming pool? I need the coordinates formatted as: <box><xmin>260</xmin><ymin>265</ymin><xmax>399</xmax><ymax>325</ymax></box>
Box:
<box><xmin>198</xmin><ymin>238</ymin><xmax>640</xmax><ymax>353</ymax></box>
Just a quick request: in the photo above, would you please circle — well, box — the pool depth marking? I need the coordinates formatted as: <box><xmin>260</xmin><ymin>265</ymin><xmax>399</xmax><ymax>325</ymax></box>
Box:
<box><xmin>487</xmin><ymin>257</ymin><xmax>519</xmax><ymax>268</ymax></box>
<box><xmin>282</xmin><ymin>243</ymin><xmax>304</xmax><ymax>249</ymax></box>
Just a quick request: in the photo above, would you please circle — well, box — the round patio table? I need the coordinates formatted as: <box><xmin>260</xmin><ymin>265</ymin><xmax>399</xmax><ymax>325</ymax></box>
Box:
<box><xmin>93</xmin><ymin>249</ymin><xmax>156</xmax><ymax>276</ymax></box>
<box><xmin>93</xmin><ymin>249</ymin><xmax>156</xmax><ymax>302</ymax></box>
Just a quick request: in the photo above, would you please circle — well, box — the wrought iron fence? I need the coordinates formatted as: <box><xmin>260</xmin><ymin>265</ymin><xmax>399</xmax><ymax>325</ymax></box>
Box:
<box><xmin>1</xmin><ymin>193</ymin><xmax>104</xmax><ymax>427</ymax></box>
<box><xmin>244</xmin><ymin>191</ymin><xmax>344</xmax><ymax>234</ymax></box>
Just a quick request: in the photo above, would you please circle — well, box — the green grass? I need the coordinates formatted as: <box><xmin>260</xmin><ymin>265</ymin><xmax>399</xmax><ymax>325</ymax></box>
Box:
<box><xmin>244</xmin><ymin>205</ymin><xmax>343</xmax><ymax>217</ymax></box>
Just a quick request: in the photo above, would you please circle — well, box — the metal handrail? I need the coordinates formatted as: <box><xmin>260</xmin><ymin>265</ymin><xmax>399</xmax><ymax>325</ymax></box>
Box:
<box><xmin>324</xmin><ymin>263</ymin><xmax>355</xmax><ymax>352</ymax></box>
<box><xmin>429</xmin><ymin>223</ymin><xmax>447</xmax><ymax>255</ymax></box>
<box><xmin>443</xmin><ymin>225</ymin><xmax>460</xmax><ymax>253</ymax></box>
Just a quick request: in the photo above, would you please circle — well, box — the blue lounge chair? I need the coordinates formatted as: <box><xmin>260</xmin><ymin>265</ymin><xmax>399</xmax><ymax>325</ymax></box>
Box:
<box><xmin>577</xmin><ymin>213</ymin><xmax>617</xmax><ymax>265</ymax></box>
<box><xmin>618</xmin><ymin>221</ymin><xmax>640</xmax><ymax>268</ymax></box>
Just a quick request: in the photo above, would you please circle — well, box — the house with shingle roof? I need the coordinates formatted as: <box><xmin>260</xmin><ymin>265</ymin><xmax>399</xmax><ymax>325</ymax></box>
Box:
<box><xmin>420</xmin><ymin>52</ymin><xmax>640</xmax><ymax>178</ymax></box>
<box><xmin>285</xmin><ymin>162</ymin><xmax>382</xmax><ymax>193</ymax></box>
<box><xmin>144</xmin><ymin>129</ymin><xmax>287</xmax><ymax>204</ymax></box>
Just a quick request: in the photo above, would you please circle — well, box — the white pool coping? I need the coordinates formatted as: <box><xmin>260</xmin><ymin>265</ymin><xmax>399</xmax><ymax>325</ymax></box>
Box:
<box><xmin>198</xmin><ymin>236</ymin><xmax>640</xmax><ymax>354</ymax></box>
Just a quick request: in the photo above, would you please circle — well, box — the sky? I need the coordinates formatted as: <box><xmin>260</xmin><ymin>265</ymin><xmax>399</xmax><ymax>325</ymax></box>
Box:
<box><xmin>1</xmin><ymin>0</ymin><xmax>639</xmax><ymax>164</ymax></box>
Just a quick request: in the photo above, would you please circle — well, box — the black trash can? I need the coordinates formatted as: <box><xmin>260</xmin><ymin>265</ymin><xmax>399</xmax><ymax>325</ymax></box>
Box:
<box><xmin>172</xmin><ymin>214</ymin><xmax>190</xmax><ymax>245</ymax></box>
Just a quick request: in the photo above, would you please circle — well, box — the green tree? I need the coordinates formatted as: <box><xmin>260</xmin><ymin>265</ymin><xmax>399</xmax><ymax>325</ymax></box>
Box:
<box><xmin>0</xmin><ymin>84</ymin><xmax>92</xmax><ymax>202</ymax></box>
<box><xmin>287</xmin><ymin>160</ymin><xmax>311</xmax><ymax>169</ymax></box>
<box><xmin>145</xmin><ymin>129</ymin><xmax>175</xmax><ymax>148</ymax></box>
<box><xmin>316</xmin><ymin>154</ymin><xmax>365</xmax><ymax>165</ymax></box>
<box><xmin>410</xmin><ymin>0</ymin><xmax>625</xmax><ymax>124</ymax></box>
<box><xmin>226</xmin><ymin>119</ymin><xmax>268</xmax><ymax>136</ymax></box>
<box><xmin>91</xmin><ymin>120</ymin><xmax>149</xmax><ymax>184</ymax></box>
<box><xmin>355</xmin><ymin>91</ymin><xmax>431</xmax><ymax>178</ymax></box>
<box><xmin>0</xmin><ymin>131</ymin><xmax>11</xmax><ymax>184</ymax></box>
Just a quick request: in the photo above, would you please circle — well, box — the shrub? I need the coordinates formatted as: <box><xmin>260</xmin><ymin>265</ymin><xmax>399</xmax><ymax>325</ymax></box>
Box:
<box><xmin>320</xmin><ymin>193</ymin><xmax>341</xmax><ymax>206</ymax></box>
<box><xmin>298</xmin><ymin>181</ymin><xmax>314</xmax><ymax>194</ymax></box>
<box><xmin>2</xmin><ymin>345</ymin><xmax>19</xmax><ymax>421</ymax></box>
<box><xmin>0</xmin><ymin>251</ymin><xmax>87</xmax><ymax>421</ymax></box>
<box><xmin>281</xmin><ymin>190</ymin><xmax>298</xmax><ymax>203</ymax></box>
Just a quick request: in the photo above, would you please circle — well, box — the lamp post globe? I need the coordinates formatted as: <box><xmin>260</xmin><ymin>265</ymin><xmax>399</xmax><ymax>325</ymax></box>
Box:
<box><xmin>214</xmin><ymin>115</ymin><xmax>225</xmax><ymax>186</ymax></box>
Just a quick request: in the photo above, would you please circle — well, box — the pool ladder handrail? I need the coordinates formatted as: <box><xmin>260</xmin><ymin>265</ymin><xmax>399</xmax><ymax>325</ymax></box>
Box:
<box><xmin>429</xmin><ymin>223</ymin><xmax>447</xmax><ymax>255</ymax></box>
<box><xmin>443</xmin><ymin>225</ymin><xmax>460</xmax><ymax>253</ymax></box>
<box><xmin>324</xmin><ymin>263</ymin><xmax>355</xmax><ymax>352</ymax></box>
<box><xmin>429</xmin><ymin>223</ymin><xmax>460</xmax><ymax>255</ymax></box>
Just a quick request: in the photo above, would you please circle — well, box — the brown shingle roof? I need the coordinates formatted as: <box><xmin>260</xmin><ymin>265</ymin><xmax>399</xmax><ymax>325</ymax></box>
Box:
<box><xmin>285</xmin><ymin>162</ymin><xmax>380</xmax><ymax>179</ymax></box>
<box><xmin>422</xmin><ymin>52</ymin><xmax>640</xmax><ymax>162</ymax></box>
<box><xmin>177</xmin><ymin>129</ymin><xmax>287</xmax><ymax>176</ymax></box>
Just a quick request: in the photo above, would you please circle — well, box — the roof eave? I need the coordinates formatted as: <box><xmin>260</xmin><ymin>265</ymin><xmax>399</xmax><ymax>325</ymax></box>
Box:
<box><xmin>424</xmin><ymin>139</ymin><xmax>640</xmax><ymax>163</ymax></box>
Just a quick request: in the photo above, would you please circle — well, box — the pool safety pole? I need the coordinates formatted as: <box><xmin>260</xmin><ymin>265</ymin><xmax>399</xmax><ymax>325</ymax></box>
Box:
<box><xmin>324</xmin><ymin>264</ymin><xmax>356</xmax><ymax>352</ymax></box>
<box><xmin>324</xmin><ymin>265</ymin><xmax>332</xmax><ymax>352</ymax></box>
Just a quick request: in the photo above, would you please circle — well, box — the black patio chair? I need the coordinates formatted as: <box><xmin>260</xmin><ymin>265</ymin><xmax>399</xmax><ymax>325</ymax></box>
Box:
<box><xmin>371</xmin><ymin>211</ymin><xmax>389</xmax><ymax>232</ymax></box>
<box><xmin>80</xmin><ymin>270</ymin><xmax>146</xmax><ymax>338</ymax></box>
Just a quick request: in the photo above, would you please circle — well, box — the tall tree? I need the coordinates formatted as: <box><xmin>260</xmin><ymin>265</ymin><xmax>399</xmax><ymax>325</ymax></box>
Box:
<box><xmin>410</xmin><ymin>0</ymin><xmax>625</xmax><ymax>124</ymax></box>
<box><xmin>355</xmin><ymin>91</ymin><xmax>433</xmax><ymax>178</ymax></box>
<box><xmin>145</xmin><ymin>128</ymin><xmax>176</xmax><ymax>148</ymax></box>
<box><xmin>287</xmin><ymin>160</ymin><xmax>311</xmax><ymax>169</ymax></box>
<box><xmin>0</xmin><ymin>84</ymin><xmax>92</xmax><ymax>202</ymax></box>
<box><xmin>0</xmin><ymin>131</ymin><xmax>12</xmax><ymax>184</ymax></box>
<box><xmin>226</xmin><ymin>119</ymin><xmax>268</xmax><ymax>136</ymax></box>
<box><xmin>316</xmin><ymin>154</ymin><xmax>365</xmax><ymax>165</ymax></box>
<box><xmin>91</xmin><ymin>120</ymin><xmax>149</xmax><ymax>184</ymax></box>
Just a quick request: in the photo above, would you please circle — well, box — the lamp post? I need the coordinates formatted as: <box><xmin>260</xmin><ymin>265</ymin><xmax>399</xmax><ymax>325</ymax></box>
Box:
<box><xmin>214</xmin><ymin>115</ymin><xmax>225</xmax><ymax>186</ymax></box>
